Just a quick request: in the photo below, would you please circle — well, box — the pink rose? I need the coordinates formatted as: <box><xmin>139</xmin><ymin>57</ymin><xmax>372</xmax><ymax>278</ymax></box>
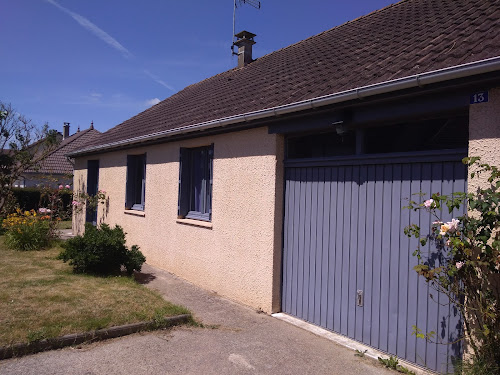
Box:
<box><xmin>424</xmin><ymin>199</ymin><xmax>434</xmax><ymax>208</ymax></box>
<box><xmin>447</xmin><ymin>218</ymin><xmax>460</xmax><ymax>233</ymax></box>
<box><xmin>58</xmin><ymin>185</ymin><xmax>63</xmax><ymax>190</ymax></box>
<box><xmin>456</xmin><ymin>261</ymin><xmax>464</xmax><ymax>270</ymax></box>
<box><xmin>65</xmin><ymin>185</ymin><xmax>71</xmax><ymax>189</ymax></box>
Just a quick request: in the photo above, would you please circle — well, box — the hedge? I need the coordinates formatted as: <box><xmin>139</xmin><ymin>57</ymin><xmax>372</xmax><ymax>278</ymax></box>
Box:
<box><xmin>12</xmin><ymin>188</ymin><xmax>73</xmax><ymax>218</ymax></box>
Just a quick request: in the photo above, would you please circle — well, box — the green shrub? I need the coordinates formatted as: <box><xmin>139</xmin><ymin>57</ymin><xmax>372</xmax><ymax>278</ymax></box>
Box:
<box><xmin>2</xmin><ymin>209</ymin><xmax>52</xmax><ymax>250</ymax></box>
<box><xmin>58</xmin><ymin>223</ymin><xmax>145</xmax><ymax>275</ymax></box>
<box><xmin>123</xmin><ymin>245</ymin><xmax>146</xmax><ymax>275</ymax></box>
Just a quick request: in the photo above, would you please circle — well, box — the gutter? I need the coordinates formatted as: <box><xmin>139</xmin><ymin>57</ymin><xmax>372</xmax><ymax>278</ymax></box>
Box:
<box><xmin>69</xmin><ymin>56</ymin><xmax>500</xmax><ymax>157</ymax></box>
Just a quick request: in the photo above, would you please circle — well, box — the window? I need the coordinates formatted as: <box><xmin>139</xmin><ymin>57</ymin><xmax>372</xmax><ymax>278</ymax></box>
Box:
<box><xmin>126</xmin><ymin>154</ymin><xmax>146</xmax><ymax>211</ymax></box>
<box><xmin>178</xmin><ymin>145</ymin><xmax>213</xmax><ymax>221</ymax></box>
<box><xmin>13</xmin><ymin>177</ymin><xmax>25</xmax><ymax>188</ymax></box>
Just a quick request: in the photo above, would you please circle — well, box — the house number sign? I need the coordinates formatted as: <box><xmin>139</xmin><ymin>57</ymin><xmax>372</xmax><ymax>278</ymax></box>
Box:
<box><xmin>470</xmin><ymin>91</ymin><xmax>489</xmax><ymax>104</ymax></box>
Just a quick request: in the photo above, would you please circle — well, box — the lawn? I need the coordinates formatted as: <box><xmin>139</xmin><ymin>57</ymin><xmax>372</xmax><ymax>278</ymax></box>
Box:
<box><xmin>0</xmin><ymin>239</ymin><xmax>189</xmax><ymax>347</ymax></box>
<box><xmin>56</xmin><ymin>220</ymin><xmax>73</xmax><ymax>230</ymax></box>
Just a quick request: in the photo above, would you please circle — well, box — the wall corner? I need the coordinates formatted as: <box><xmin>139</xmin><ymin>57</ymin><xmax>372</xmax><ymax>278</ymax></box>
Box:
<box><xmin>271</xmin><ymin>133</ymin><xmax>285</xmax><ymax>313</ymax></box>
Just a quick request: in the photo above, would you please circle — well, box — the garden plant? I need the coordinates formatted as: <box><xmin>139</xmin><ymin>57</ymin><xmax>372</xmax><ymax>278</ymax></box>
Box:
<box><xmin>71</xmin><ymin>189</ymin><xmax>107</xmax><ymax>213</ymax></box>
<box><xmin>2</xmin><ymin>184</ymin><xmax>74</xmax><ymax>250</ymax></box>
<box><xmin>58</xmin><ymin>223</ymin><xmax>145</xmax><ymax>275</ymax></box>
<box><xmin>405</xmin><ymin>157</ymin><xmax>500</xmax><ymax>374</ymax></box>
<box><xmin>2</xmin><ymin>209</ymin><xmax>52</xmax><ymax>251</ymax></box>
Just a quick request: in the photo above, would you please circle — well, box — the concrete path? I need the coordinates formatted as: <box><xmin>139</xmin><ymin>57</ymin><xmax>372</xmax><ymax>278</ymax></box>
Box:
<box><xmin>0</xmin><ymin>264</ymin><xmax>393</xmax><ymax>375</ymax></box>
<box><xmin>57</xmin><ymin>229</ymin><xmax>76</xmax><ymax>240</ymax></box>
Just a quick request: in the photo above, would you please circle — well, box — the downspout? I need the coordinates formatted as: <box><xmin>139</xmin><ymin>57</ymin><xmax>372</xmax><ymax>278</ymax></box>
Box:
<box><xmin>69</xmin><ymin>56</ymin><xmax>500</xmax><ymax>157</ymax></box>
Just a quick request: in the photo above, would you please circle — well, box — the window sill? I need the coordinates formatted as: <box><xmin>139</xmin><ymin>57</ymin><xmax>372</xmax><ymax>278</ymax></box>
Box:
<box><xmin>124</xmin><ymin>210</ymin><xmax>145</xmax><ymax>217</ymax></box>
<box><xmin>176</xmin><ymin>218</ymin><xmax>213</xmax><ymax>229</ymax></box>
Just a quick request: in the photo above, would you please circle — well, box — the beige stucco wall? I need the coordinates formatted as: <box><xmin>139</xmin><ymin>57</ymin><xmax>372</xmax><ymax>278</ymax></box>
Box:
<box><xmin>73</xmin><ymin>127</ymin><xmax>284</xmax><ymax>313</ymax></box>
<box><xmin>466</xmin><ymin>86</ymin><xmax>500</xmax><ymax>359</ymax></box>
<box><xmin>469</xmin><ymin>86</ymin><xmax>500</xmax><ymax>190</ymax></box>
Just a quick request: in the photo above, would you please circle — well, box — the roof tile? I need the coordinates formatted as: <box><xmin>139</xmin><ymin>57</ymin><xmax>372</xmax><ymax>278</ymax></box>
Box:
<box><xmin>27</xmin><ymin>128</ymin><xmax>101</xmax><ymax>174</ymax></box>
<box><xmin>85</xmin><ymin>0</ymin><xmax>500</xmax><ymax>149</ymax></box>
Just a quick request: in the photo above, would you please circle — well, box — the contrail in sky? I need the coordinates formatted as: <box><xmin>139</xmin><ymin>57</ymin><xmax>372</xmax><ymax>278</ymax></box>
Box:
<box><xmin>45</xmin><ymin>0</ymin><xmax>175</xmax><ymax>92</ymax></box>
<box><xmin>46</xmin><ymin>0</ymin><xmax>132</xmax><ymax>59</ymax></box>
<box><xmin>144</xmin><ymin>70</ymin><xmax>176</xmax><ymax>92</ymax></box>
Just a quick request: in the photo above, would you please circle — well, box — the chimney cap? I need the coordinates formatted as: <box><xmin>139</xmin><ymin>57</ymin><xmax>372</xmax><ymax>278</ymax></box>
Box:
<box><xmin>233</xmin><ymin>30</ymin><xmax>256</xmax><ymax>67</ymax></box>
<box><xmin>234</xmin><ymin>30</ymin><xmax>256</xmax><ymax>40</ymax></box>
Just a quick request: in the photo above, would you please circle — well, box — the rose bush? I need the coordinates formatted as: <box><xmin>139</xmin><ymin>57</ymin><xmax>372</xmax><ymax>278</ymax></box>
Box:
<box><xmin>405</xmin><ymin>157</ymin><xmax>500</xmax><ymax>373</ymax></box>
<box><xmin>71</xmin><ymin>190</ymin><xmax>107</xmax><ymax>214</ymax></box>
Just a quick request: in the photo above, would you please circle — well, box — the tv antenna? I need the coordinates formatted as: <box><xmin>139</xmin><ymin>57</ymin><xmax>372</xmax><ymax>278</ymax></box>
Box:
<box><xmin>232</xmin><ymin>0</ymin><xmax>261</xmax><ymax>56</ymax></box>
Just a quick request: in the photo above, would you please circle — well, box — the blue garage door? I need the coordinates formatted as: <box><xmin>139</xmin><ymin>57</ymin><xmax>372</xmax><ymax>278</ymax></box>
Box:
<box><xmin>281</xmin><ymin>150</ymin><xmax>466</xmax><ymax>373</ymax></box>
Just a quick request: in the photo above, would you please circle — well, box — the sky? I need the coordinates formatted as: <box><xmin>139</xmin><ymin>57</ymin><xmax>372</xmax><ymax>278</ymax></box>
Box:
<box><xmin>1</xmin><ymin>0</ymin><xmax>396</xmax><ymax>135</ymax></box>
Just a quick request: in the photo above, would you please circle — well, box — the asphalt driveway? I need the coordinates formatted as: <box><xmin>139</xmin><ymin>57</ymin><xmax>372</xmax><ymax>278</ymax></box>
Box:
<box><xmin>0</xmin><ymin>264</ymin><xmax>393</xmax><ymax>375</ymax></box>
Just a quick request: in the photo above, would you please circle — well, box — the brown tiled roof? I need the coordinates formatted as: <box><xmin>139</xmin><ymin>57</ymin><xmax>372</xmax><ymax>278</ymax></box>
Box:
<box><xmin>27</xmin><ymin>128</ymin><xmax>101</xmax><ymax>174</ymax></box>
<box><xmin>88</xmin><ymin>0</ymin><xmax>500</xmax><ymax>148</ymax></box>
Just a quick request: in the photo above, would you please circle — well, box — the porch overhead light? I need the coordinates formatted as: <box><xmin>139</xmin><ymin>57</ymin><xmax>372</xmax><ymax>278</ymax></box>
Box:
<box><xmin>334</xmin><ymin>121</ymin><xmax>346</xmax><ymax>135</ymax></box>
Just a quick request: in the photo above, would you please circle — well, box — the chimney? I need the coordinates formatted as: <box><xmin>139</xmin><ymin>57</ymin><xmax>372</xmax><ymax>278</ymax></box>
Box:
<box><xmin>63</xmin><ymin>122</ymin><xmax>70</xmax><ymax>139</ymax></box>
<box><xmin>234</xmin><ymin>30</ymin><xmax>256</xmax><ymax>68</ymax></box>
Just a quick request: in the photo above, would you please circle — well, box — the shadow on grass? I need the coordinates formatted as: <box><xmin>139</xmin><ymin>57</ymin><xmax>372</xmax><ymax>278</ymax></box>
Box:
<box><xmin>134</xmin><ymin>271</ymin><xmax>156</xmax><ymax>284</ymax></box>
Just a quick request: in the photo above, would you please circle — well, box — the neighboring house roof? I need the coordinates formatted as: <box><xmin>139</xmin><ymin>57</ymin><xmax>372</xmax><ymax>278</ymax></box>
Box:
<box><xmin>26</xmin><ymin>127</ymin><xmax>101</xmax><ymax>174</ymax></box>
<box><xmin>73</xmin><ymin>0</ymin><xmax>500</xmax><ymax>156</ymax></box>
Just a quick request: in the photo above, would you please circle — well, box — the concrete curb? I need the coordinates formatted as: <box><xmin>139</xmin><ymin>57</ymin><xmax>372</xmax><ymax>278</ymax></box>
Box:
<box><xmin>0</xmin><ymin>314</ymin><xmax>191</xmax><ymax>360</ymax></box>
<box><xmin>272</xmin><ymin>313</ymin><xmax>431</xmax><ymax>375</ymax></box>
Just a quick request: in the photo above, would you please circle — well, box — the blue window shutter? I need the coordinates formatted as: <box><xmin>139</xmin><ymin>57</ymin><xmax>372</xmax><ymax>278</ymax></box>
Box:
<box><xmin>208</xmin><ymin>144</ymin><xmax>214</xmax><ymax>220</ymax></box>
<box><xmin>125</xmin><ymin>155</ymin><xmax>137</xmax><ymax>209</ymax></box>
<box><xmin>141</xmin><ymin>154</ymin><xmax>146</xmax><ymax>210</ymax></box>
<box><xmin>178</xmin><ymin>148</ymin><xmax>190</xmax><ymax>217</ymax></box>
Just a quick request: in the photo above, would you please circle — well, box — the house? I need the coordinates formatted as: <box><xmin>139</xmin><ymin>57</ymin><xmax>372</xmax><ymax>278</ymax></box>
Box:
<box><xmin>68</xmin><ymin>0</ymin><xmax>500</xmax><ymax>372</ymax></box>
<box><xmin>22</xmin><ymin>123</ymin><xmax>100</xmax><ymax>188</ymax></box>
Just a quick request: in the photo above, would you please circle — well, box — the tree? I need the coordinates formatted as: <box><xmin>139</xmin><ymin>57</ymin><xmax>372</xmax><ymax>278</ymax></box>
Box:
<box><xmin>0</xmin><ymin>102</ymin><xmax>59</xmax><ymax>214</ymax></box>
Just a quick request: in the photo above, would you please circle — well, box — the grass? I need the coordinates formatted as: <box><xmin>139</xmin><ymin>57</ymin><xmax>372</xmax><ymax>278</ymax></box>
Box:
<box><xmin>0</xmin><ymin>238</ymin><xmax>190</xmax><ymax>347</ymax></box>
<box><xmin>56</xmin><ymin>220</ymin><xmax>72</xmax><ymax>230</ymax></box>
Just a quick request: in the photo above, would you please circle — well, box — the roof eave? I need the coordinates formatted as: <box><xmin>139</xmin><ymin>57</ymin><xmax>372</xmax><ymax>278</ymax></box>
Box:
<box><xmin>69</xmin><ymin>56</ymin><xmax>500</xmax><ymax>158</ymax></box>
